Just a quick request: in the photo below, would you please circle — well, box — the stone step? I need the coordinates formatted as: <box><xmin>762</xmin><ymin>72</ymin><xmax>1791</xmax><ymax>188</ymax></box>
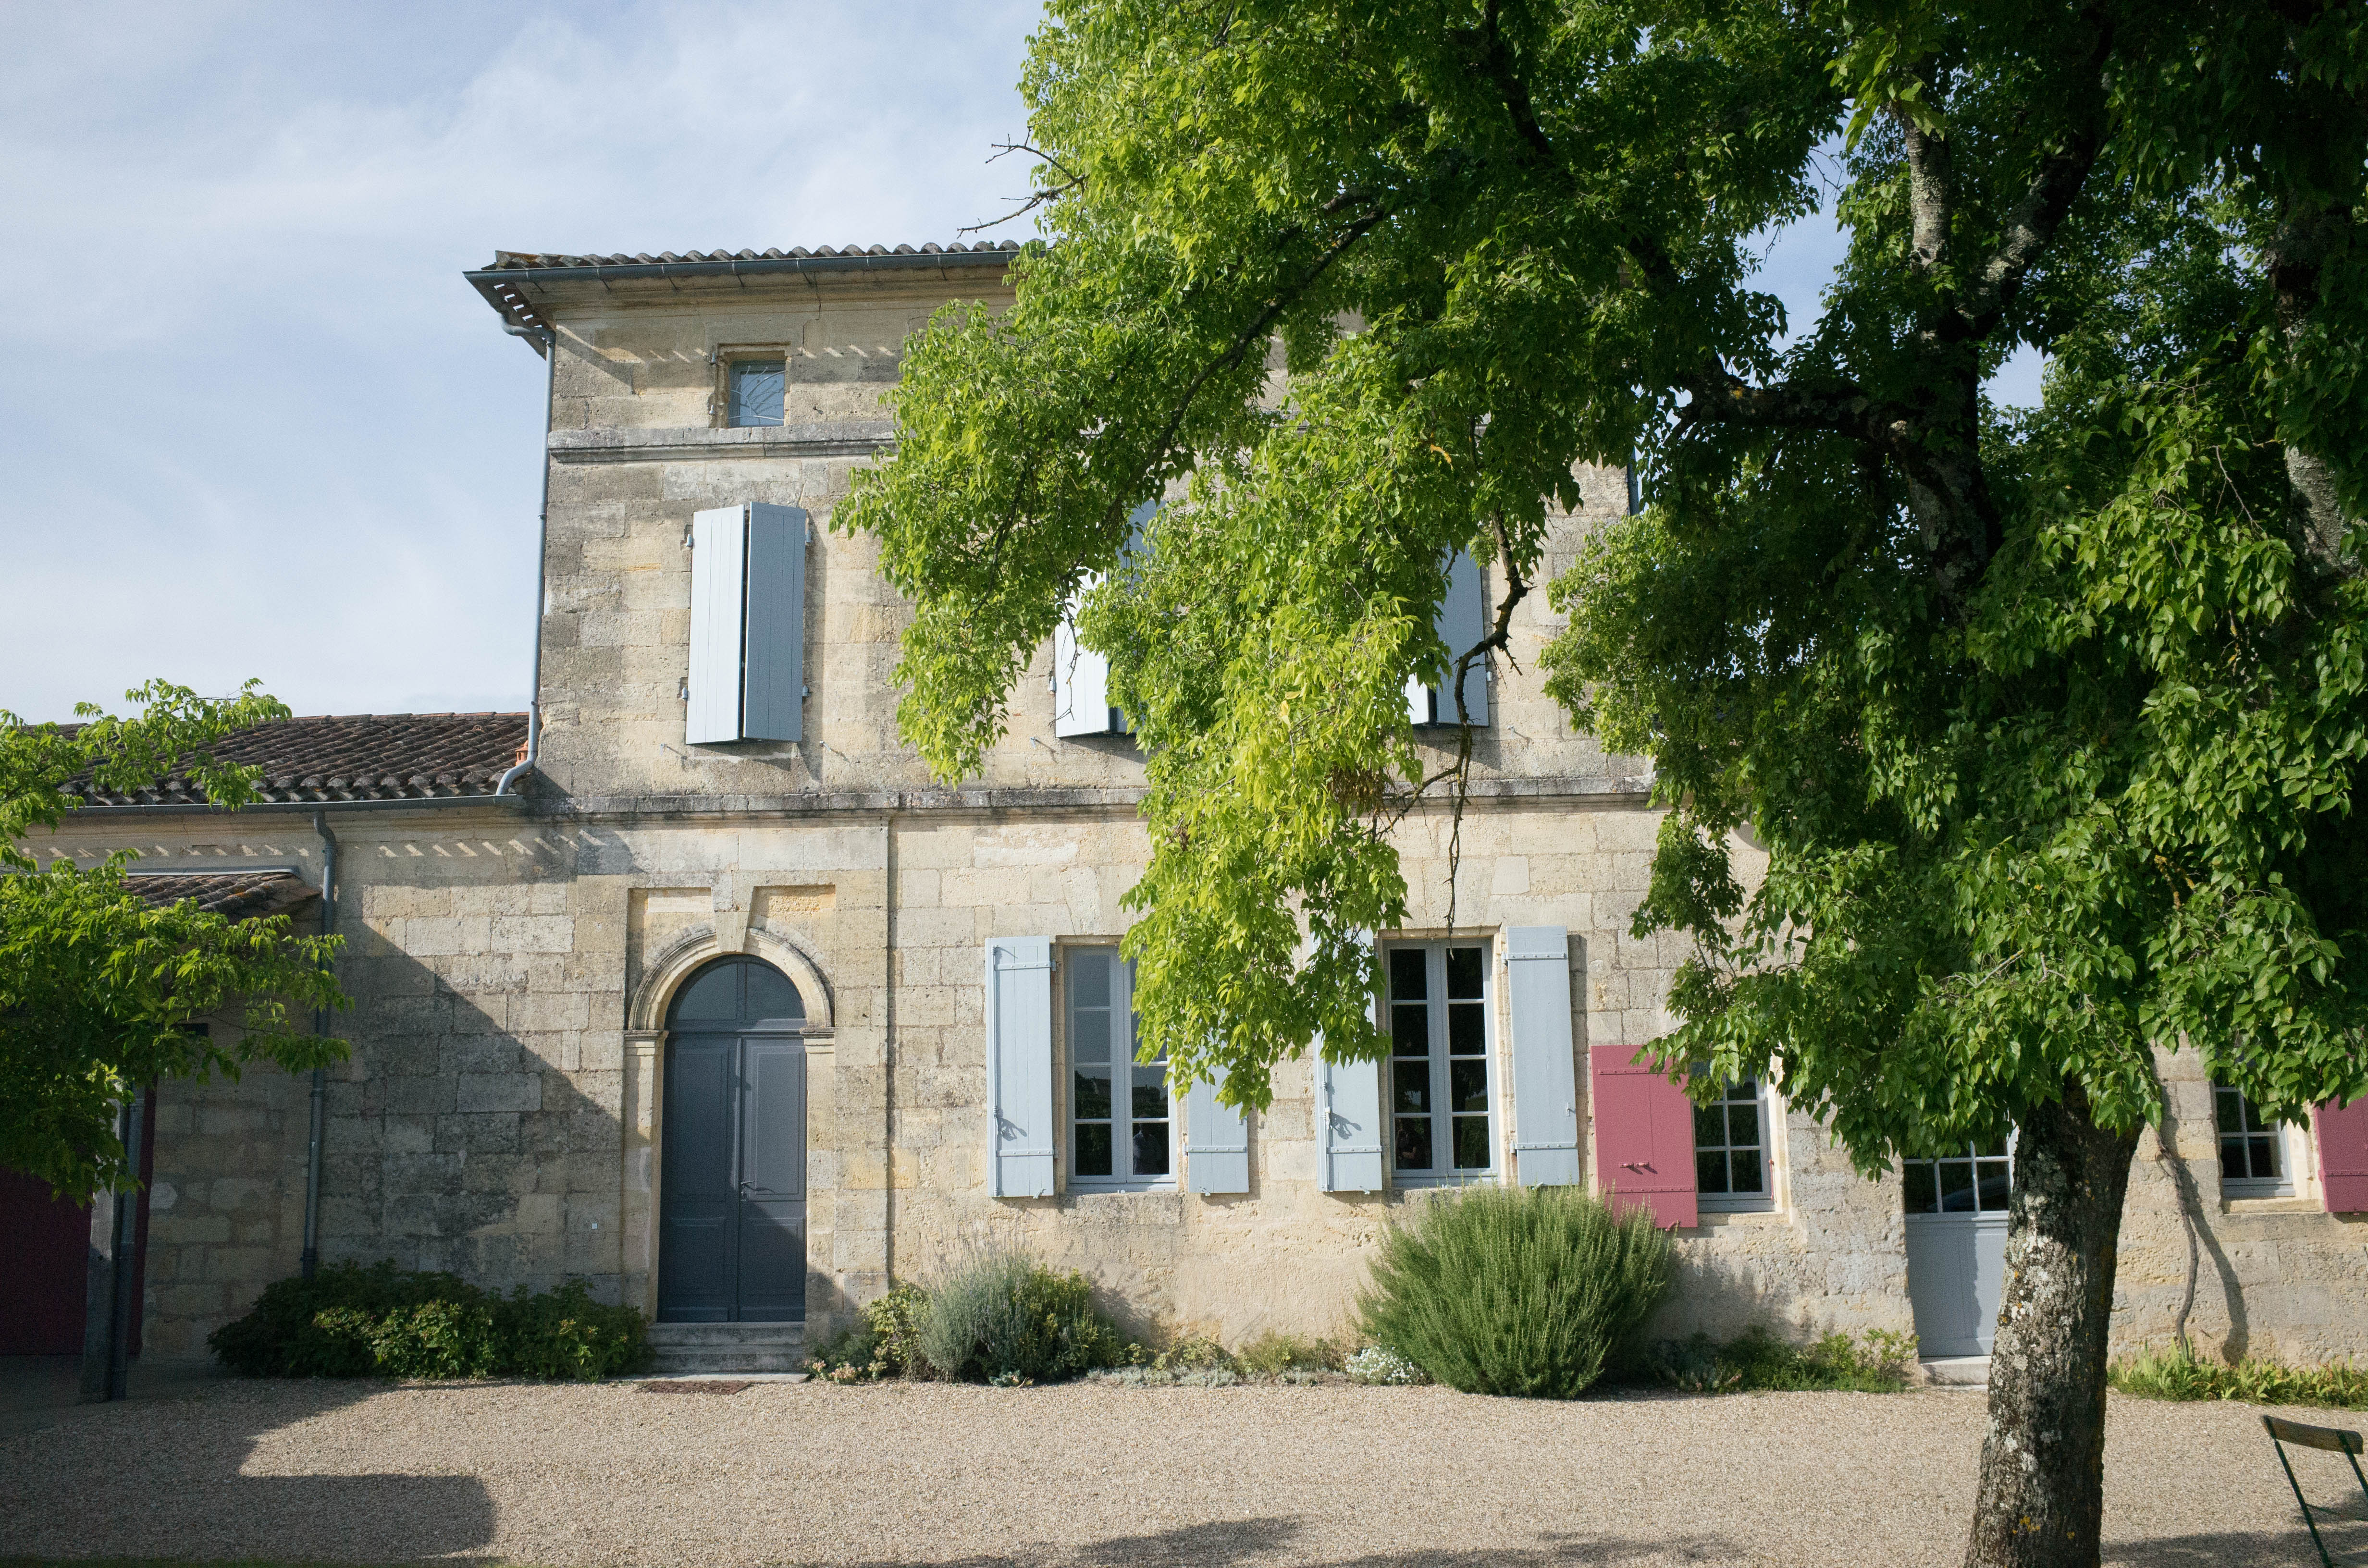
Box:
<box><xmin>646</xmin><ymin>1321</ymin><xmax>807</xmax><ymax>1375</ymax></box>
<box><xmin>647</xmin><ymin>1322</ymin><xmax>806</xmax><ymax>1347</ymax></box>
<box><xmin>1920</xmin><ymin>1356</ymin><xmax>1991</xmax><ymax>1389</ymax></box>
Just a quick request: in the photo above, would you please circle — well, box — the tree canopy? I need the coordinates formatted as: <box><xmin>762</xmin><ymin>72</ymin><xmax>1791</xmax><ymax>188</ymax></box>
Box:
<box><xmin>846</xmin><ymin>0</ymin><xmax>2368</xmax><ymax>1162</ymax></box>
<box><xmin>1</xmin><ymin>683</ymin><xmax>347</xmax><ymax>1199</ymax></box>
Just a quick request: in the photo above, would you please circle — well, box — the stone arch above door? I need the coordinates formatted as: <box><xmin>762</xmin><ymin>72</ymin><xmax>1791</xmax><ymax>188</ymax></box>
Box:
<box><xmin>629</xmin><ymin>924</ymin><xmax>835</xmax><ymax>1035</ymax></box>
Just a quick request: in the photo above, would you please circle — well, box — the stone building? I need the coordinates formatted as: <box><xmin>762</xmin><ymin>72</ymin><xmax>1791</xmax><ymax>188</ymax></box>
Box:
<box><xmin>16</xmin><ymin>239</ymin><xmax>2366</xmax><ymax>1377</ymax></box>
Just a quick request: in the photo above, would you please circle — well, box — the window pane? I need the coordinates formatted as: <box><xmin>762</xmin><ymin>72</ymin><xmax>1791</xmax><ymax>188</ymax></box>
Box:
<box><xmin>1447</xmin><ymin>1001</ymin><xmax>1485</xmax><ymax>1056</ymax></box>
<box><xmin>2215</xmin><ymin>1088</ymin><xmax>2242</xmax><ymax>1136</ymax></box>
<box><xmin>1694</xmin><ymin>1102</ymin><xmax>1725</xmax><ymax>1149</ymax></box>
<box><xmin>729</xmin><ymin>360</ymin><xmax>785</xmax><ymax>428</ymax></box>
<box><xmin>1449</xmin><ymin>1059</ymin><xmax>1488</xmax><ymax>1114</ymax></box>
<box><xmin>1445</xmin><ymin>947</ymin><xmax>1484</xmax><ymax>1000</ymax></box>
<box><xmin>1939</xmin><ymin>1160</ymin><xmax>1977</xmax><ymax>1212</ymax></box>
<box><xmin>1974</xmin><ymin>1135</ymin><xmax>2009</xmax><ymax>1158</ymax></box>
<box><xmin>1904</xmin><ymin>1162</ymin><xmax>1939</xmax><ymax>1214</ymax></box>
<box><xmin>1074</xmin><ymin>1122</ymin><xmax>1112</xmax><ymax>1178</ymax></box>
<box><xmin>1389</xmin><ymin>948</ymin><xmax>1428</xmax><ymax>1001</ymax></box>
<box><xmin>2248</xmin><ymin>1136</ymin><xmax>2280</xmax><ymax>1181</ymax></box>
<box><xmin>1131</xmin><ymin>1066</ymin><xmax>1168</xmax><ymax>1122</ymax></box>
<box><xmin>1452</xmin><ymin>1115</ymin><xmax>1490</xmax><ymax>1169</ymax></box>
<box><xmin>1698</xmin><ymin>1150</ymin><xmax>1729</xmax><ymax>1195</ymax></box>
<box><xmin>1728</xmin><ymin>1076</ymin><xmax>1759</xmax><ymax>1101</ymax></box>
<box><xmin>1072</xmin><ymin>1007</ymin><xmax>1111</xmax><ymax>1065</ymax></box>
<box><xmin>2220</xmin><ymin>1137</ymin><xmax>2249</xmax><ymax>1180</ymax></box>
<box><xmin>1395</xmin><ymin>1116</ymin><xmax>1433</xmax><ymax>1171</ymax></box>
<box><xmin>1726</xmin><ymin>1097</ymin><xmax>1761</xmax><ymax>1150</ymax></box>
<box><xmin>1393</xmin><ymin>1060</ymin><xmax>1430</xmax><ymax>1114</ymax></box>
<box><xmin>1132</xmin><ymin>1121</ymin><xmax>1171</xmax><ymax>1178</ymax></box>
<box><xmin>1392</xmin><ymin>1003</ymin><xmax>1429</xmax><ymax>1058</ymax></box>
<box><xmin>746</xmin><ymin>966</ymin><xmax>802</xmax><ymax>1021</ymax></box>
<box><xmin>1071</xmin><ymin>951</ymin><xmax>1111</xmax><ymax>1010</ymax></box>
<box><xmin>1729</xmin><ymin>1151</ymin><xmax>1763</xmax><ymax>1194</ymax></box>
<box><xmin>1073</xmin><ymin>1069</ymin><xmax>1111</xmax><ymax>1120</ymax></box>
<box><xmin>1975</xmin><ymin>1160</ymin><xmax>2011</xmax><ymax>1211</ymax></box>
<box><xmin>672</xmin><ymin>963</ymin><xmax>738</xmax><ymax>1021</ymax></box>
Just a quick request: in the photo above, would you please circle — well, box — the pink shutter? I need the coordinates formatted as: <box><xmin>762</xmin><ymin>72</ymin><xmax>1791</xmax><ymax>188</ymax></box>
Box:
<box><xmin>2315</xmin><ymin>1098</ymin><xmax>2368</xmax><ymax>1213</ymax></box>
<box><xmin>1590</xmin><ymin>1045</ymin><xmax>1698</xmax><ymax>1228</ymax></box>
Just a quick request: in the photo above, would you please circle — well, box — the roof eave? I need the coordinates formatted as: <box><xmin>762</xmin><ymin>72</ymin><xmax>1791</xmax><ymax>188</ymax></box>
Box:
<box><xmin>465</xmin><ymin>247</ymin><xmax>1021</xmax><ymax>336</ymax></box>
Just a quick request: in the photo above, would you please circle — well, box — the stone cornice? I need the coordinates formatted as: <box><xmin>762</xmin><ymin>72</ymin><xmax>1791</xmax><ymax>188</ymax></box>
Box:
<box><xmin>547</xmin><ymin>423</ymin><xmax>893</xmax><ymax>464</ymax></box>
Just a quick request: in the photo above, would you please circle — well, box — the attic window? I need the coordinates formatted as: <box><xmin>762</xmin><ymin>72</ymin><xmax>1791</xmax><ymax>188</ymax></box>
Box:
<box><xmin>728</xmin><ymin>359</ymin><xmax>785</xmax><ymax>428</ymax></box>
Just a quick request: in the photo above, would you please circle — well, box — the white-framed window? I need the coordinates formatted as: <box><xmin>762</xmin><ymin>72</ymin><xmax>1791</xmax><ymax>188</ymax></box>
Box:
<box><xmin>1693</xmin><ymin>1078</ymin><xmax>1775</xmax><ymax>1212</ymax></box>
<box><xmin>1901</xmin><ymin>1137</ymin><xmax>2013</xmax><ymax>1214</ymax></box>
<box><xmin>1385</xmin><ymin>940</ymin><xmax>1496</xmax><ymax>1180</ymax></box>
<box><xmin>2215</xmin><ymin>1081</ymin><xmax>2297</xmax><ymax>1197</ymax></box>
<box><xmin>1065</xmin><ymin>946</ymin><xmax>1172</xmax><ymax>1189</ymax></box>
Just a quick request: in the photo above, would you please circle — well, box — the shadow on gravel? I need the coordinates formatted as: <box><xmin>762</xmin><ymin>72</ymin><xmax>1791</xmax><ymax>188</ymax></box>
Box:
<box><xmin>0</xmin><ymin>1381</ymin><xmax>493</xmax><ymax>1564</ymax></box>
<box><xmin>2105</xmin><ymin>1526</ymin><xmax>2357</xmax><ymax>1567</ymax></box>
<box><xmin>831</xmin><ymin>1519</ymin><xmax>1743</xmax><ymax>1568</ymax></box>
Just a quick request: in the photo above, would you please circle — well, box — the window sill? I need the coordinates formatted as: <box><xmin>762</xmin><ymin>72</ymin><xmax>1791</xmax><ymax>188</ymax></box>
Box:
<box><xmin>1067</xmin><ymin>1183</ymin><xmax>1180</xmax><ymax>1198</ymax></box>
<box><xmin>1695</xmin><ymin>1206</ymin><xmax>1784</xmax><ymax>1226</ymax></box>
<box><xmin>1393</xmin><ymin>1173</ymin><xmax>1500</xmax><ymax>1190</ymax></box>
<box><xmin>2221</xmin><ymin>1193</ymin><xmax>2313</xmax><ymax>1214</ymax></box>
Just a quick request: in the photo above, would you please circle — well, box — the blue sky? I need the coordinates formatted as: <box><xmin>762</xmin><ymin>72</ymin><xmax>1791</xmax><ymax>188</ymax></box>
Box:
<box><xmin>1</xmin><ymin>4</ymin><xmax>2035</xmax><ymax>724</ymax></box>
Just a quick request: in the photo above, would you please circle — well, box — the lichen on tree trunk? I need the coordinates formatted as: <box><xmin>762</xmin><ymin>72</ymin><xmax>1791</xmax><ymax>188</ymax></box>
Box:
<box><xmin>1964</xmin><ymin>1090</ymin><xmax>2143</xmax><ymax>1568</ymax></box>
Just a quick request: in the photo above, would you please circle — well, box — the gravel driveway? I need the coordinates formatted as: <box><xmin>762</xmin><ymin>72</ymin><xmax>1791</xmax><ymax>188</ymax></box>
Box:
<box><xmin>0</xmin><ymin>1378</ymin><xmax>2353</xmax><ymax>1566</ymax></box>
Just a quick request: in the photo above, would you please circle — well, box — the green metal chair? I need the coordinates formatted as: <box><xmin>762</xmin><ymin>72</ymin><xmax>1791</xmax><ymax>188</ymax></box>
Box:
<box><xmin>2264</xmin><ymin>1414</ymin><xmax>2368</xmax><ymax>1567</ymax></box>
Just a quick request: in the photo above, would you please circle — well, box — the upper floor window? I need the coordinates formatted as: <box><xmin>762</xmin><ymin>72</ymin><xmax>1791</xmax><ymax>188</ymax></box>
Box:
<box><xmin>1694</xmin><ymin>1077</ymin><xmax>1774</xmax><ymax>1212</ymax></box>
<box><xmin>1067</xmin><ymin>947</ymin><xmax>1171</xmax><ymax>1188</ymax></box>
<box><xmin>2216</xmin><ymin>1082</ymin><xmax>2295</xmax><ymax>1197</ymax></box>
<box><xmin>1387</xmin><ymin>941</ymin><xmax>1495</xmax><ymax>1180</ymax></box>
<box><xmin>728</xmin><ymin>358</ymin><xmax>785</xmax><ymax>428</ymax></box>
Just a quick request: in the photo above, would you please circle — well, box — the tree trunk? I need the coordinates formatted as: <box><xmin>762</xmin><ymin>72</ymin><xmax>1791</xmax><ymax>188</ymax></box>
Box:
<box><xmin>1964</xmin><ymin>1090</ymin><xmax>2143</xmax><ymax>1568</ymax></box>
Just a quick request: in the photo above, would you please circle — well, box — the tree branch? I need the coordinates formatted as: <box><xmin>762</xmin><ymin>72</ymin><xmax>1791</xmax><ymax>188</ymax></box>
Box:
<box><xmin>1475</xmin><ymin>0</ymin><xmax>1566</xmax><ymax>175</ymax></box>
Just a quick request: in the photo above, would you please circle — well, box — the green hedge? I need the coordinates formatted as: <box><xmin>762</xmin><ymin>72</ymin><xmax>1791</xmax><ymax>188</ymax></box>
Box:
<box><xmin>1359</xmin><ymin>1185</ymin><xmax>1673</xmax><ymax>1399</ymax></box>
<box><xmin>208</xmin><ymin>1261</ymin><xmax>651</xmax><ymax>1381</ymax></box>
<box><xmin>2110</xmin><ymin>1349</ymin><xmax>2368</xmax><ymax>1409</ymax></box>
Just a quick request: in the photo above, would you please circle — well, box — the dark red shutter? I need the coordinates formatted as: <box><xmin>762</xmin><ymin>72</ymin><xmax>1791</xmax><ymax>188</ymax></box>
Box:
<box><xmin>1589</xmin><ymin>1045</ymin><xmax>1698</xmax><ymax>1228</ymax></box>
<box><xmin>2316</xmin><ymin>1098</ymin><xmax>2368</xmax><ymax>1213</ymax></box>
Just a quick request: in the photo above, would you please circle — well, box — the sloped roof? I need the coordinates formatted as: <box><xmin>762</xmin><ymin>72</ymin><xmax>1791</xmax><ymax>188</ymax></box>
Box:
<box><xmin>467</xmin><ymin>242</ymin><xmax>1021</xmax><ymax>334</ymax></box>
<box><xmin>122</xmin><ymin>870</ymin><xmax>318</xmax><ymax>919</ymax></box>
<box><xmin>62</xmin><ymin>712</ymin><xmax>529</xmax><ymax>807</ymax></box>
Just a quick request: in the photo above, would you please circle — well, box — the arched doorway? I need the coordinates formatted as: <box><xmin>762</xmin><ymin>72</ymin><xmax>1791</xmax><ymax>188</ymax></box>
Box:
<box><xmin>657</xmin><ymin>956</ymin><xmax>806</xmax><ymax>1323</ymax></box>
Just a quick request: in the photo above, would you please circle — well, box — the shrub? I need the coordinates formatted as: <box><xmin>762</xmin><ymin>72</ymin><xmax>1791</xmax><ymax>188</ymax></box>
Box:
<box><xmin>1642</xmin><ymin>1327</ymin><xmax>1916</xmax><ymax>1394</ymax></box>
<box><xmin>208</xmin><ymin>1261</ymin><xmax>651</xmax><ymax>1381</ymax></box>
<box><xmin>809</xmin><ymin>1282</ymin><xmax>932</xmax><ymax>1382</ymax></box>
<box><xmin>1234</xmin><ymin>1331</ymin><xmax>1344</xmax><ymax>1377</ymax></box>
<box><xmin>915</xmin><ymin>1248</ymin><xmax>1123</xmax><ymax>1384</ymax></box>
<box><xmin>2109</xmin><ymin>1349</ymin><xmax>2368</xmax><ymax>1409</ymax></box>
<box><xmin>1345</xmin><ymin>1345</ymin><xmax>1429</xmax><ymax>1385</ymax></box>
<box><xmin>1357</xmin><ymin>1186</ymin><xmax>1672</xmax><ymax>1399</ymax></box>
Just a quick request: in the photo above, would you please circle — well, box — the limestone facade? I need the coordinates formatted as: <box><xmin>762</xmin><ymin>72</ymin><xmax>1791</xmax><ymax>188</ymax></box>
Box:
<box><xmin>39</xmin><ymin>246</ymin><xmax>2364</xmax><ymax>1365</ymax></box>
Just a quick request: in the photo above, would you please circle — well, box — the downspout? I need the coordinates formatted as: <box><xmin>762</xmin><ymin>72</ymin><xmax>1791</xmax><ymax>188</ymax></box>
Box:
<box><xmin>495</xmin><ymin>322</ymin><xmax>558</xmax><ymax>796</ymax></box>
<box><xmin>301</xmin><ymin>810</ymin><xmax>339</xmax><ymax>1278</ymax></box>
<box><xmin>882</xmin><ymin>808</ymin><xmax>897</xmax><ymax>1284</ymax></box>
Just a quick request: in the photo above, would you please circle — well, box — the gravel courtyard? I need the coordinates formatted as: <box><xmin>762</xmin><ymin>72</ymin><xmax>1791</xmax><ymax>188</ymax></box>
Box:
<box><xmin>0</xmin><ymin>1377</ymin><xmax>2354</xmax><ymax>1567</ymax></box>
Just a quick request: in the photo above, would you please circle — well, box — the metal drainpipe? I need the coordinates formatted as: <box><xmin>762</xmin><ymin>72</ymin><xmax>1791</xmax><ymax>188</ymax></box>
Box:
<box><xmin>300</xmin><ymin>810</ymin><xmax>339</xmax><ymax>1278</ymax></box>
<box><xmin>495</xmin><ymin>321</ymin><xmax>558</xmax><ymax>796</ymax></box>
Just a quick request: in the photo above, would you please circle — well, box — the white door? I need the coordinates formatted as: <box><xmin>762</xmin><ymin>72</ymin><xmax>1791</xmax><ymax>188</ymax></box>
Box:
<box><xmin>1902</xmin><ymin>1139</ymin><xmax>2012</xmax><ymax>1358</ymax></box>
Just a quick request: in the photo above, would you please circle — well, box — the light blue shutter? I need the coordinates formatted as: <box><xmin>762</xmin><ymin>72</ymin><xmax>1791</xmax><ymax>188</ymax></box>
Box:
<box><xmin>1318</xmin><ymin>926</ymin><xmax>1384</xmax><ymax>1191</ymax></box>
<box><xmin>1406</xmin><ymin>550</ymin><xmax>1491</xmax><ymax>727</ymax></box>
<box><xmin>1052</xmin><ymin>502</ymin><xmax>1154</xmax><ymax>738</ymax></box>
<box><xmin>985</xmin><ymin>936</ymin><xmax>1055</xmax><ymax>1197</ymax></box>
<box><xmin>741</xmin><ymin>503</ymin><xmax>806</xmax><ymax>742</ymax></box>
<box><xmin>686</xmin><ymin>504</ymin><xmax>748</xmax><ymax>744</ymax></box>
<box><xmin>1185</xmin><ymin>1068</ymin><xmax>1250</xmax><ymax>1195</ymax></box>
<box><xmin>1506</xmin><ymin>926</ymin><xmax>1583</xmax><ymax>1186</ymax></box>
<box><xmin>1053</xmin><ymin>596</ymin><xmax>1120</xmax><ymax>737</ymax></box>
<box><xmin>687</xmin><ymin>502</ymin><xmax>806</xmax><ymax>744</ymax></box>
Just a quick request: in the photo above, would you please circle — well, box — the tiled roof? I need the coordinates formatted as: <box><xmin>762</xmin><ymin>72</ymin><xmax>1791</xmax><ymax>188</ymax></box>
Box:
<box><xmin>483</xmin><ymin>241</ymin><xmax>1021</xmax><ymax>270</ymax></box>
<box><xmin>62</xmin><ymin>712</ymin><xmax>529</xmax><ymax>807</ymax></box>
<box><xmin>122</xmin><ymin>870</ymin><xmax>318</xmax><ymax>920</ymax></box>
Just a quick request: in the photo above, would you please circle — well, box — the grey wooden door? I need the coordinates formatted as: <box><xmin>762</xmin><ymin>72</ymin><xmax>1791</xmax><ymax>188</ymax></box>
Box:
<box><xmin>1902</xmin><ymin>1139</ymin><xmax>2011</xmax><ymax>1358</ymax></box>
<box><xmin>657</xmin><ymin>957</ymin><xmax>806</xmax><ymax>1323</ymax></box>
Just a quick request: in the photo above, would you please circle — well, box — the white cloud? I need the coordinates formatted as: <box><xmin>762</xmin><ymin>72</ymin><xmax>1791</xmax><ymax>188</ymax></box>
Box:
<box><xmin>0</xmin><ymin>0</ymin><xmax>1040</xmax><ymax>722</ymax></box>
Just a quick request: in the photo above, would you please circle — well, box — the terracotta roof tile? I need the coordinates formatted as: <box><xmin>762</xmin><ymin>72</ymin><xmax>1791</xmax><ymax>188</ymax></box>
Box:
<box><xmin>121</xmin><ymin>870</ymin><xmax>318</xmax><ymax>920</ymax></box>
<box><xmin>62</xmin><ymin>712</ymin><xmax>529</xmax><ymax>807</ymax></box>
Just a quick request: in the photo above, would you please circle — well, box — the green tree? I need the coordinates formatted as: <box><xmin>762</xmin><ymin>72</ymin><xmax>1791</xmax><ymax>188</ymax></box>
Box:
<box><xmin>1</xmin><ymin>682</ymin><xmax>348</xmax><ymax>1199</ymax></box>
<box><xmin>843</xmin><ymin>4</ymin><xmax>2368</xmax><ymax>1563</ymax></box>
